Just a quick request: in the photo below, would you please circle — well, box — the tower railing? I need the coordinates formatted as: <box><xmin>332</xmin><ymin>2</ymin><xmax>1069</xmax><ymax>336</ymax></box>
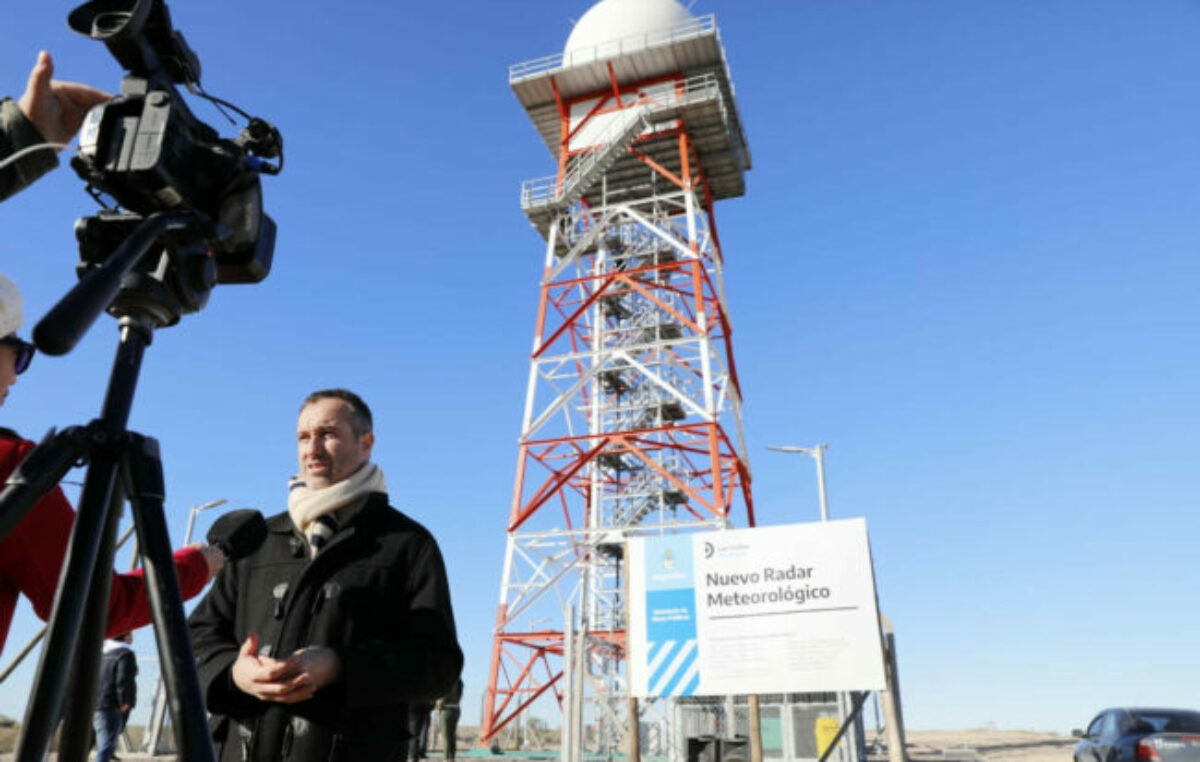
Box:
<box><xmin>509</xmin><ymin>15</ymin><xmax>718</xmax><ymax>82</ymax></box>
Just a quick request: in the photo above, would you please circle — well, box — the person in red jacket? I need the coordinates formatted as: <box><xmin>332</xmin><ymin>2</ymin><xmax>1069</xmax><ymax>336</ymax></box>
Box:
<box><xmin>0</xmin><ymin>273</ymin><xmax>225</xmax><ymax>653</ymax></box>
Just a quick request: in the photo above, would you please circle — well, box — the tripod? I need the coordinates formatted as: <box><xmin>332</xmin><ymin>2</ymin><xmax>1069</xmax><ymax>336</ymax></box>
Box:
<box><xmin>0</xmin><ymin>210</ymin><xmax>219</xmax><ymax>762</ymax></box>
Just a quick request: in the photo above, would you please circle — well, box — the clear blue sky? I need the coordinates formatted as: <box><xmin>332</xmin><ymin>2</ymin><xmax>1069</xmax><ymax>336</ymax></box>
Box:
<box><xmin>1</xmin><ymin>0</ymin><xmax>1197</xmax><ymax>735</ymax></box>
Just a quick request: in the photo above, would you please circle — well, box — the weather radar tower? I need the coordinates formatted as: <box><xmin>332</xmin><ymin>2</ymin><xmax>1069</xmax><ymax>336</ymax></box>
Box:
<box><xmin>483</xmin><ymin>0</ymin><xmax>753</xmax><ymax>750</ymax></box>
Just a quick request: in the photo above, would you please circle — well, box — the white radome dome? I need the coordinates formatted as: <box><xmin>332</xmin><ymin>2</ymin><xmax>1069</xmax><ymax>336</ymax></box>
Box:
<box><xmin>564</xmin><ymin>0</ymin><xmax>695</xmax><ymax>59</ymax></box>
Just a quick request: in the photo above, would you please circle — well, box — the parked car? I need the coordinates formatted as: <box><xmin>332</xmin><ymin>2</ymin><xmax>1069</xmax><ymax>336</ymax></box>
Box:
<box><xmin>1074</xmin><ymin>708</ymin><xmax>1200</xmax><ymax>762</ymax></box>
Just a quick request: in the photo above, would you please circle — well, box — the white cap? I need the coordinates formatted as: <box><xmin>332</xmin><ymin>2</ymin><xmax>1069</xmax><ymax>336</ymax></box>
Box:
<box><xmin>0</xmin><ymin>274</ymin><xmax>21</xmax><ymax>338</ymax></box>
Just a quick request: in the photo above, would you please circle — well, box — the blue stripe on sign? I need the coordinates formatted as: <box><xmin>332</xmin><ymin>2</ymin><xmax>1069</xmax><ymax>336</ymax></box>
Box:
<box><xmin>653</xmin><ymin>639</ymin><xmax>697</xmax><ymax>696</ymax></box>
<box><xmin>680</xmin><ymin>666</ymin><xmax>700</xmax><ymax>696</ymax></box>
<box><xmin>647</xmin><ymin>641</ymin><xmax>672</xmax><ymax>678</ymax></box>
<box><xmin>648</xmin><ymin>641</ymin><xmax>676</xmax><ymax>694</ymax></box>
<box><xmin>662</xmin><ymin>638</ymin><xmax>700</xmax><ymax>696</ymax></box>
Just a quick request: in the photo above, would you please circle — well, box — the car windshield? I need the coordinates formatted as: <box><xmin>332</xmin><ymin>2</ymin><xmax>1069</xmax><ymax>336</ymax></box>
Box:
<box><xmin>1131</xmin><ymin>711</ymin><xmax>1200</xmax><ymax>733</ymax></box>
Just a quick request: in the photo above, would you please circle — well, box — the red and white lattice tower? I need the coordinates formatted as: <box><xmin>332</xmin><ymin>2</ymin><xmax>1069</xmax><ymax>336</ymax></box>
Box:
<box><xmin>482</xmin><ymin>0</ymin><xmax>753</xmax><ymax>749</ymax></box>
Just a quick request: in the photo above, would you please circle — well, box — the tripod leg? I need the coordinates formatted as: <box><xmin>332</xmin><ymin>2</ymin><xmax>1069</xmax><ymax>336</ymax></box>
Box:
<box><xmin>58</xmin><ymin>477</ymin><xmax>126</xmax><ymax>762</ymax></box>
<box><xmin>12</xmin><ymin>450</ymin><xmax>122</xmax><ymax>762</ymax></box>
<box><xmin>124</xmin><ymin>433</ymin><xmax>216</xmax><ymax>762</ymax></box>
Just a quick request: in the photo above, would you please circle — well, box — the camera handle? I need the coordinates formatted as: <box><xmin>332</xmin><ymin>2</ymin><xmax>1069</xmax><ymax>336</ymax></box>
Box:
<box><xmin>0</xmin><ymin>318</ymin><xmax>215</xmax><ymax>761</ymax></box>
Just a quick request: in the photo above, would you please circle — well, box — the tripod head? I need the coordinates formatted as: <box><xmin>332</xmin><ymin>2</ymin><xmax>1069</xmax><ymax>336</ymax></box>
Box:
<box><xmin>34</xmin><ymin>209</ymin><xmax>214</xmax><ymax>353</ymax></box>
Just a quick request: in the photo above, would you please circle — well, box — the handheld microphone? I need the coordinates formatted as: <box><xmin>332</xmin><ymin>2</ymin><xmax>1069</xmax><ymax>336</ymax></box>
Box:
<box><xmin>205</xmin><ymin>509</ymin><xmax>268</xmax><ymax>561</ymax></box>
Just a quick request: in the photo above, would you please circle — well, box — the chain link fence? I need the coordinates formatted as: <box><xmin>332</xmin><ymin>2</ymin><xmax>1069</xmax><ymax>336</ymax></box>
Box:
<box><xmin>492</xmin><ymin>692</ymin><xmax>858</xmax><ymax>762</ymax></box>
<box><xmin>640</xmin><ymin>694</ymin><xmax>850</xmax><ymax>762</ymax></box>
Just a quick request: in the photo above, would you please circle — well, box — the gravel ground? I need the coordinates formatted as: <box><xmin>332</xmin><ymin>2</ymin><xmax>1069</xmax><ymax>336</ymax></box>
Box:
<box><xmin>903</xmin><ymin>729</ymin><xmax>1076</xmax><ymax>762</ymax></box>
<box><xmin>0</xmin><ymin>727</ymin><xmax>1078</xmax><ymax>762</ymax></box>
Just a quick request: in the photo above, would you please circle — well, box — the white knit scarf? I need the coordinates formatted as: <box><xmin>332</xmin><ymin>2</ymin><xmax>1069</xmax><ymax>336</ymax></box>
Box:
<box><xmin>286</xmin><ymin>462</ymin><xmax>387</xmax><ymax>540</ymax></box>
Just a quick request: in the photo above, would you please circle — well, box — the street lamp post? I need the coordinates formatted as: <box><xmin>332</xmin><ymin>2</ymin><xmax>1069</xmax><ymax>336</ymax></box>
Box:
<box><xmin>764</xmin><ymin>443</ymin><xmax>905</xmax><ymax>762</ymax></box>
<box><xmin>143</xmin><ymin>497</ymin><xmax>227</xmax><ymax>755</ymax></box>
<box><xmin>765</xmin><ymin>444</ymin><xmax>829</xmax><ymax>521</ymax></box>
<box><xmin>765</xmin><ymin>443</ymin><xmax>859</xmax><ymax>762</ymax></box>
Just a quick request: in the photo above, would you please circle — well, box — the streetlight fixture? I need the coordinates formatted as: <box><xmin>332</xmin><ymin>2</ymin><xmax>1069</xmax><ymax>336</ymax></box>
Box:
<box><xmin>765</xmin><ymin>443</ymin><xmax>829</xmax><ymax>521</ymax></box>
<box><xmin>183</xmin><ymin>497</ymin><xmax>228</xmax><ymax>545</ymax></box>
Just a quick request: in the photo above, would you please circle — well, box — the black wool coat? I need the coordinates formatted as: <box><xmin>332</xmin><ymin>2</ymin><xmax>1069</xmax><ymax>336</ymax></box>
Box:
<box><xmin>188</xmin><ymin>493</ymin><xmax>463</xmax><ymax>762</ymax></box>
<box><xmin>96</xmin><ymin>644</ymin><xmax>138</xmax><ymax>712</ymax></box>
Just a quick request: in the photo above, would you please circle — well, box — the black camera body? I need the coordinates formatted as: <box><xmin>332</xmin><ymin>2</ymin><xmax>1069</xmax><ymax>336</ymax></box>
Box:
<box><xmin>67</xmin><ymin>0</ymin><xmax>280</xmax><ymax>293</ymax></box>
<box><xmin>72</xmin><ymin>81</ymin><xmax>276</xmax><ymax>285</ymax></box>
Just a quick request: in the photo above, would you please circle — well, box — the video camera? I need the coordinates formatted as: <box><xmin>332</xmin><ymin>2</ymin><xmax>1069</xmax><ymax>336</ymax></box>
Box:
<box><xmin>55</xmin><ymin>0</ymin><xmax>283</xmax><ymax>332</ymax></box>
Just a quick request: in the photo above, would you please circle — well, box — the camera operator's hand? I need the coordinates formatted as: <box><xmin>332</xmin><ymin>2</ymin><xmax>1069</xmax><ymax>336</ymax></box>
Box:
<box><xmin>231</xmin><ymin>632</ymin><xmax>316</xmax><ymax>704</ymax></box>
<box><xmin>17</xmin><ymin>51</ymin><xmax>109</xmax><ymax>151</ymax></box>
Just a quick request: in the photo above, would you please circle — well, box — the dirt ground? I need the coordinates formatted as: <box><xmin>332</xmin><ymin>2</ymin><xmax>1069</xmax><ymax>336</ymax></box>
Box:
<box><xmin>903</xmin><ymin>729</ymin><xmax>1076</xmax><ymax>762</ymax></box>
<box><xmin>0</xmin><ymin>726</ymin><xmax>1078</xmax><ymax>761</ymax></box>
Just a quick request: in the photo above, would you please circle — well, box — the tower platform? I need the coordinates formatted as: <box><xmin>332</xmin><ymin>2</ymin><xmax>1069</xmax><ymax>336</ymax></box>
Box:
<box><xmin>510</xmin><ymin>14</ymin><xmax>752</xmax><ymax>236</ymax></box>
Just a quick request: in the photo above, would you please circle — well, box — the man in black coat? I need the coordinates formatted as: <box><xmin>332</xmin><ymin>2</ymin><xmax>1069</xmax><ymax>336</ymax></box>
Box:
<box><xmin>189</xmin><ymin>389</ymin><xmax>463</xmax><ymax>762</ymax></box>
<box><xmin>93</xmin><ymin>632</ymin><xmax>137</xmax><ymax>762</ymax></box>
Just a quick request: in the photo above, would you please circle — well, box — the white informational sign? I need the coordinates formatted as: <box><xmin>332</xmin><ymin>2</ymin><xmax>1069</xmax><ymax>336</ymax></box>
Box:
<box><xmin>627</xmin><ymin>519</ymin><xmax>887</xmax><ymax>697</ymax></box>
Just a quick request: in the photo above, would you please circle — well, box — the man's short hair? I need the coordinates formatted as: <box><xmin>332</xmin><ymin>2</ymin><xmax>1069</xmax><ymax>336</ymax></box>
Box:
<box><xmin>301</xmin><ymin>389</ymin><xmax>373</xmax><ymax>436</ymax></box>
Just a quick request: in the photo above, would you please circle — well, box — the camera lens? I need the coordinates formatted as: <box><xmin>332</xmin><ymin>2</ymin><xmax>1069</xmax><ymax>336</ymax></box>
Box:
<box><xmin>92</xmin><ymin>11</ymin><xmax>132</xmax><ymax>37</ymax></box>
